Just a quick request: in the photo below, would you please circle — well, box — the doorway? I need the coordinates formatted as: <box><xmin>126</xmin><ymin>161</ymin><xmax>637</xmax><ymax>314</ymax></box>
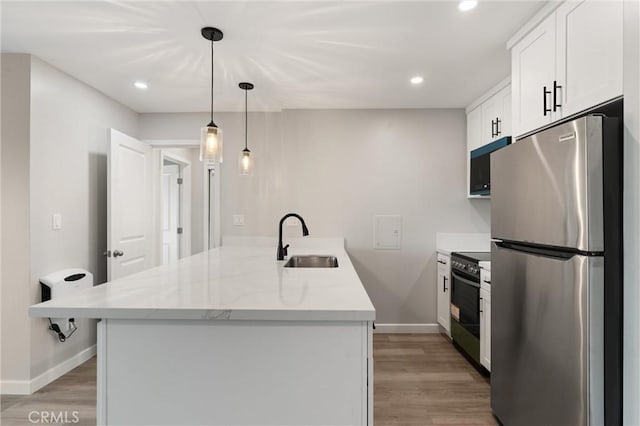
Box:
<box><xmin>206</xmin><ymin>164</ymin><xmax>221</xmax><ymax>250</ymax></box>
<box><xmin>160</xmin><ymin>151</ymin><xmax>192</xmax><ymax>265</ymax></box>
<box><xmin>147</xmin><ymin>139</ymin><xmax>220</xmax><ymax>256</ymax></box>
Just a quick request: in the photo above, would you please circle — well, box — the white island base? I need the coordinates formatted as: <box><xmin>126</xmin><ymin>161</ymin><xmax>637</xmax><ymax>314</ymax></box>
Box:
<box><xmin>31</xmin><ymin>239</ymin><xmax>375</xmax><ymax>425</ymax></box>
<box><xmin>98</xmin><ymin>319</ymin><xmax>373</xmax><ymax>425</ymax></box>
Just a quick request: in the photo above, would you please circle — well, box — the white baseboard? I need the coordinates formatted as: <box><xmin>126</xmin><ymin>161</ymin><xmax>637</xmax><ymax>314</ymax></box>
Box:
<box><xmin>1</xmin><ymin>344</ymin><xmax>96</xmax><ymax>395</ymax></box>
<box><xmin>0</xmin><ymin>380</ymin><xmax>31</xmax><ymax>395</ymax></box>
<box><xmin>373</xmin><ymin>323</ymin><xmax>441</xmax><ymax>334</ymax></box>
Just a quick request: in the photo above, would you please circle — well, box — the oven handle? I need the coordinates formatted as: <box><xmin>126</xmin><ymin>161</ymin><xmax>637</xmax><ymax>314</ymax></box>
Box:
<box><xmin>451</xmin><ymin>271</ymin><xmax>480</xmax><ymax>288</ymax></box>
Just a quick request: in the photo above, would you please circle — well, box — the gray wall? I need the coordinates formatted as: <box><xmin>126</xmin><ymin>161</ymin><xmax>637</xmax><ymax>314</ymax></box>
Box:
<box><xmin>1</xmin><ymin>54</ymin><xmax>32</xmax><ymax>384</ymax></box>
<box><xmin>0</xmin><ymin>54</ymin><xmax>140</xmax><ymax>385</ymax></box>
<box><xmin>28</xmin><ymin>57</ymin><xmax>139</xmax><ymax>377</ymax></box>
<box><xmin>139</xmin><ymin>109</ymin><xmax>490</xmax><ymax>325</ymax></box>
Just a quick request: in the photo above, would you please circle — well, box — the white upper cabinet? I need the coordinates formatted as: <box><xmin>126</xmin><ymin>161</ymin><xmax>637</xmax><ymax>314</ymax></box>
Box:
<box><xmin>467</xmin><ymin>106</ymin><xmax>483</xmax><ymax>152</ymax></box>
<box><xmin>555</xmin><ymin>0</ymin><xmax>623</xmax><ymax>118</ymax></box>
<box><xmin>481</xmin><ymin>93</ymin><xmax>502</xmax><ymax>143</ymax></box>
<box><xmin>481</xmin><ymin>86</ymin><xmax>512</xmax><ymax>143</ymax></box>
<box><xmin>511</xmin><ymin>13</ymin><xmax>556</xmax><ymax>137</ymax></box>
<box><xmin>510</xmin><ymin>0</ymin><xmax>623</xmax><ymax>138</ymax></box>
<box><xmin>500</xmin><ymin>87</ymin><xmax>512</xmax><ymax>140</ymax></box>
<box><xmin>466</xmin><ymin>79</ymin><xmax>511</xmax><ymax>197</ymax></box>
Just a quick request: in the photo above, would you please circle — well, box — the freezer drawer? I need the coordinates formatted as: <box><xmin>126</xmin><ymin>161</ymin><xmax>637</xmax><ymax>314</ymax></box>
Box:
<box><xmin>491</xmin><ymin>115</ymin><xmax>611</xmax><ymax>252</ymax></box>
<box><xmin>491</xmin><ymin>242</ymin><xmax>603</xmax><ymax>426</ymax></box>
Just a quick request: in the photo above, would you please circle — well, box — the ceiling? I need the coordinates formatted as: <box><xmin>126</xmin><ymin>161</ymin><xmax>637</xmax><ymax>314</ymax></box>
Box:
<box><xmin>1</xmin><ymin>1</ymin><xmax>544</xmax><ymax>113</ymax></box>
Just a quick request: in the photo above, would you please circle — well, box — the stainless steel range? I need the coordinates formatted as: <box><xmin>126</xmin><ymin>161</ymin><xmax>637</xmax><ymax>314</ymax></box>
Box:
<box><xmin>450</xmin><ymin>251</ymin><xmax>491</xmax><ymax>372</ymax></box>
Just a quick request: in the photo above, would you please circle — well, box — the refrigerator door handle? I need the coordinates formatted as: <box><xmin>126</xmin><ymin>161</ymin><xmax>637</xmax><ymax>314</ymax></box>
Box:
<box><xmin>494</xmin><ymin>240</ymin><xmax>577</xmax><ymax>260</ymax></box>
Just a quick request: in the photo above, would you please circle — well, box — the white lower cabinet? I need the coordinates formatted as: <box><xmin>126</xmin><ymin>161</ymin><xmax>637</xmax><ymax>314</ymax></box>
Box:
<box><xmin>480</xmin><ymin>268</ymin><xmax>491</xmax><ymax>371</ymax></box>
<box><xmin>436</xmin><ymin>253</ymin><xmax>451</xmax><ymax>336</ymax></box>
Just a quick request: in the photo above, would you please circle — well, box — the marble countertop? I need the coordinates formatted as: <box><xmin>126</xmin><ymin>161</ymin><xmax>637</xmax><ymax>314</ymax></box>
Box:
<box><xmin>29</xmin><ymin>238</ymin><xmax>375</xmax><ymax>321</ymax></box>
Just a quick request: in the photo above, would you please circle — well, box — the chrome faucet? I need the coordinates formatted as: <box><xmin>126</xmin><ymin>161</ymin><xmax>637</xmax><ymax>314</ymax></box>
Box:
<box><xmin>277</xmin><ymin>213</ymin><xmax>309</xmax><ymax>260</ymax></box>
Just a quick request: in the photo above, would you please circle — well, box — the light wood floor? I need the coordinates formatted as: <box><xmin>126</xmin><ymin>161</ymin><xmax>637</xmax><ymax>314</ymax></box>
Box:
<box><xmin>374</xmin><ymin>334</ymin><xmax>496</xmax><ymax>426</ymax></box>
<box><xmin>1</xmin><ymin>357</ymin><xmax>96</xmax><ymax>426</ymax></box>
<box><xmin>1</xmin><ymin>333</ymin><xmax>495</xmax><ymax>426</ymax></box>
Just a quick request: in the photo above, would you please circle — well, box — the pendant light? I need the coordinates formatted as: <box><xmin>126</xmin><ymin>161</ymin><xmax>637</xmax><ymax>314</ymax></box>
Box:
<box><xmin>238</xmin><ymin>82</ymin><xmax>255</xmax><ymax>176</ymax></box>
<box><xmin>200</xmin><ymin>27</ymin><xmax>224</xmax><ymax>163</ymax></box>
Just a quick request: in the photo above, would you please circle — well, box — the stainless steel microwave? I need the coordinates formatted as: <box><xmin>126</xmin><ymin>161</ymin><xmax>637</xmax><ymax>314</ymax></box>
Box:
<box><xmin>470</xmin><ymin>136</ymin><xmax>511</xmax><ymax>196</ymax></box>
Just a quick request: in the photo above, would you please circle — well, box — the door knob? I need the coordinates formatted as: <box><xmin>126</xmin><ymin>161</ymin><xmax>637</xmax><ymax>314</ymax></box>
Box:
<box><xmin>113</xmin><ymin>250</ymin><xmax>124</xmax><ymax>258</ymax></box>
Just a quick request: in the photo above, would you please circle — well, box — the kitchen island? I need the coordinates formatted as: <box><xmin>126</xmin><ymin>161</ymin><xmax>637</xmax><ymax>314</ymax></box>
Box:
<box><xmin>29</xmin><ymin>238</ymin><xmax>375</xmax><ymax>426</ymax></box>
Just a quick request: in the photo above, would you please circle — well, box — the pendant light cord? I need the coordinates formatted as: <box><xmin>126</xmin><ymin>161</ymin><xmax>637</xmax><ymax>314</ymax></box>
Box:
<box><xmin>210</xmin><ymin>38</ymin><xmax>214</xmax><ymax>123</ymax></box>
<box><xmin>244</xmin><ymin>88</ymin><xmax>248</xmax><ymax>150</ymax></box>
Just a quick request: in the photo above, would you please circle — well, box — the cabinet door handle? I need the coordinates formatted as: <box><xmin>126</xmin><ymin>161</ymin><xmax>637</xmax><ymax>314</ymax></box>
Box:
<box><xmin>543</xmin><ymin>86</ymin><xmax>552</xmax><ymax>116</ymax></box>
<box><xmin>495</xmin><ymin>117</ymin><xmax>501</xmax><ymax>136</ymax></box>
<box><xmin>479</xmin><ymin>297</ymin><xmax>483</xmax><ymax>313</ymax></box>
<box><xmin>553</xmin><ymin>80</ymin><xmax>562</xmax><ymax>112</ymax></box>
<box><xmin>443</xmin><ymin>276</ymin><xmax>448</xmax><ymax>292</ymax></box>
<box><xmin>437</xmin><ymin>260</ymin><xmax>446</xmax><ymax>265</ymax></box>
<box><xmin>491</xmin><ymin>119</ymin><xmax>496</xmax><ymax>138</ymax></box>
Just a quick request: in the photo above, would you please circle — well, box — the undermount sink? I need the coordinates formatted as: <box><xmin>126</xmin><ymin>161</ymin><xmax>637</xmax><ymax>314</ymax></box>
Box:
<box><xmin>284</xmin><ymin>255</ymin><xmax>339</xmax><ymax>268</ymax></box>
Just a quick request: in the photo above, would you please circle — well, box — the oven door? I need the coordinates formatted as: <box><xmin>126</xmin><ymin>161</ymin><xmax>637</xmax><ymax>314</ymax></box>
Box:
<box><xmin>450</xmin><ymin>270</ymin><xmax>481</xmax><ymax>363</ymax></box>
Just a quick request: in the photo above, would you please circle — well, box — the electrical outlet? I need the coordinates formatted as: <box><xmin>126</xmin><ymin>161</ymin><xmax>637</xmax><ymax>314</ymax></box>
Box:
<box><xmin>233</xmin><ymin>214</ymin><xmax>245</xmax><ymax>226</ymax></box>
<box><xmin>52</xmin><ymin>213</ymin><xmax>62</xmax><ymax>230</ymax></box>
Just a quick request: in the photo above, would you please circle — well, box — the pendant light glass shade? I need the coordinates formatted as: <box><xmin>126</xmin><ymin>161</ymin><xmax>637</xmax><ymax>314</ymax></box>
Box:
<box><xmin>200</xmin><ymin>123</ymin><xmax>223</xmax><ymax>162</ymax></box>
<box><xmin>238</xmin><ymin>82</ymin><xmax>255</xmax><ymax>176</ymax></box>
<box><xmin>200</xmin><ymin>27</ymin><xmax>224</xmax><ymax>163</ymax></box>
<box><xmin>239</xmin><ymin>148</ymin><xmax>254</xmax><ymax>175</ymax></box>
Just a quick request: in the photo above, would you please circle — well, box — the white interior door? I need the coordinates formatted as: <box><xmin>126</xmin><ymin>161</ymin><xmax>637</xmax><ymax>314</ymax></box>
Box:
<box><xmin>162</xmin><ymin>163</ymin><xmax>180</xmax><ymax>264</ymax></box>
<box><xmin>206</xmin><ymin>165</ymin><xmax>221</xmax><ymax>250</ymax></box>
<box><xmin>108</xmin><ymin>129</ymin><xmax>154</xmax><ymax>280</ymax></box>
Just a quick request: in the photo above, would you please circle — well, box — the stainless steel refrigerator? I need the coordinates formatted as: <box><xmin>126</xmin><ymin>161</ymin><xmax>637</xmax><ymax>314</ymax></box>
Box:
<box><xmin>490</xmin><ymin>115</ymin><xmax>622</xmax><ymax>426</ymax></box>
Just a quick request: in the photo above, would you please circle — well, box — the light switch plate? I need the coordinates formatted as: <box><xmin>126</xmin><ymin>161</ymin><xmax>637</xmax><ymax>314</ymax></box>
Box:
<box><xmin>232</xmin><ymin>214</ymin><xmax>245</xmax><ymax>226</ymax></box>
<box><xmin>52</xmin><ymin>213</ymin><xmax>62</xmax><ymax>230</ymax></box>
<box><xmin>374</xmin><ymin>215</ymin><xmax>402</xmax><ymax>250</ymax></box>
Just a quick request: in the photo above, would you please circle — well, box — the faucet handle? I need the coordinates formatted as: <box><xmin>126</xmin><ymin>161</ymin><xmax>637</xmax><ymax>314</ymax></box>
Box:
<box><xmin>283</xmin><ymin>244</ymin><xmax>290</xmax><ymax>257</ymax></box>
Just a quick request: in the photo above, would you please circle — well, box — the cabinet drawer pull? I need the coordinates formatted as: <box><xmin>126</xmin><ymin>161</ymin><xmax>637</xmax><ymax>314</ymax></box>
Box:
<box><xmin>443</xmin><ymin>276</ymin><xmax>448</xmax><ymax>292</ymax></box>
<box><xmin>437</xmin><ymin>260</ymin><xmax>446</xmax><ymax>264</ymax></box>
<box><xmin>553</xmin><ymin>80</ymin><xmax>562</xmax><ymax>112</ymax></box>
<box><xmin>483</xmin><ymin>279</ymin><xmax>491</xmax><ymax>284</ymax></box>
<box><xmin>543</xmin><ymin>86</ymin><xmax>552</xmax><ymax>116</ymax></box>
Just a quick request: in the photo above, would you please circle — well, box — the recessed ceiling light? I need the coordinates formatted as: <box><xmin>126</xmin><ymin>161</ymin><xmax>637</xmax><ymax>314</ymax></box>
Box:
<box><xmin>134</xmin><ymin>81</ymin><xmax>148</xmax><ymax>90</ymax></box>
<box><xmin>458</xmin><ymin>0</ymin><xmax>478</xmax><ymax>11</ymax></box>
<box><xmin>410</xmin><ymin>76</ymin><xmax>424</xmax><ymax>85</ymax></box>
